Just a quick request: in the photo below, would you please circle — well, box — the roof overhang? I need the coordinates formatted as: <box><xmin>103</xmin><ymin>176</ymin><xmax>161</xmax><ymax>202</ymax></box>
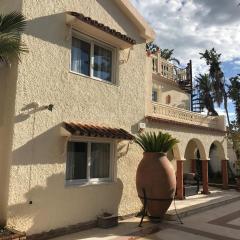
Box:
<box><xmin>113</xmin><ymin>0</ymin><xmax>156</xmax><ymax>41</ymax></box>
<box><xmin>145</xmin><ymin>116</ymin><xmax>227</xmax><ymax>135</ymax></box>
<box><xmin>66</xmin><ymin>12</ymin><xmax>137</xmax><ymax>49</ymax></box>
<box><xmin>61</xmin><ymin>122</ymin><xmax>134</xmax><ymax>140</ymax></box>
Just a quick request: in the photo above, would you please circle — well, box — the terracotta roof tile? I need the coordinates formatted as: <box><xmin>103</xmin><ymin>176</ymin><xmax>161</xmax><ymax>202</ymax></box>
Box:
<box><xmin>68</xmin><ymin>11</ymin><xmax>137</xmax><ymax>45</ymax></box>
<box><xmin>64</xmin><ymin>122</ymin><xmax>134</xmax><ymax>140</ymax></box>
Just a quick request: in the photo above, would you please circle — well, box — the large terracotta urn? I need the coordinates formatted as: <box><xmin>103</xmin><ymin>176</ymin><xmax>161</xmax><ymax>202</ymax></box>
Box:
<box><xmin>136</xmin><ymin>152</ymin><xmax>176</xmax><ymax>220</ymax></box>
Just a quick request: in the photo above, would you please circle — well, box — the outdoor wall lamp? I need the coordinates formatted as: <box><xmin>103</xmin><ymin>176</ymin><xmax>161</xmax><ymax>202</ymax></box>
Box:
<box><xmin>46</xmin><ymin>104</ymin><xmax>54</xmax><ymax>112</ymax></box>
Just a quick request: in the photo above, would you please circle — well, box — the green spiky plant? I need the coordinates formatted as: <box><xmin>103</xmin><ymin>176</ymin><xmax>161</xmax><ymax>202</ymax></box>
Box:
<box><xmin>135</xmin><ymin>131</ymin><xmax>179</xmax><ymax>153</ymax></box>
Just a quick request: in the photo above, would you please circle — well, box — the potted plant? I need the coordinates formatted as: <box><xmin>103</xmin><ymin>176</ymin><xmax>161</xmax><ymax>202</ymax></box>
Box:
<box><xmin>135</xmin><ymin>131</ymin><xmax>178</xmax><ymax>222</ymax></box>
<box><xmin>97</xmin><ymin>212</ymin><xmax>118</xmax><ymax>229</ymax></box>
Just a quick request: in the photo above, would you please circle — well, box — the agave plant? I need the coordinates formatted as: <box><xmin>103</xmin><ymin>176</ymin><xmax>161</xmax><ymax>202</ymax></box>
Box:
<box><xmin>135</xmin><ymin>131</ymin><xmax>179</xmax><ymax>153</ymax></box>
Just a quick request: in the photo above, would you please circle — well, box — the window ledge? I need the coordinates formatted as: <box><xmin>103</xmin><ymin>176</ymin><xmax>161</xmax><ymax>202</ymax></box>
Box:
<box><xmin>69</xmin><ymin>70</ymin><xmax>118</xmax><ymax>86</ymax></box>
<box><xmin>65</xmin><ymin>179</ymin><xmax>116</xmax><ymax>188</ymax></box>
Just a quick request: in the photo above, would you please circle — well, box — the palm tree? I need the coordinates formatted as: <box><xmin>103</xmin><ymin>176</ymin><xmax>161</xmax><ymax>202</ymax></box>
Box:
<box><xmin>195</xmin><ymin>74</ymin><xmax>218</xmax><ymax>116</ymax></box>
<box><xmin>228</xmin><ymin>74</ymin><xmax>240</xmax><ymax>125</ymax></box>
<box><xmin>200</xmin><ymin>48</ymin><xmax>224</xmax><ymax>107</ymax></box>
<box><xmin>160</xmin><ymin>48</ymin><xmax>180</xmax><ymax>65</ymax></box>
<box><xmin>0</xmin><ymin>11</ymin><xmax>27</xmax><ymax>64</ymax></box>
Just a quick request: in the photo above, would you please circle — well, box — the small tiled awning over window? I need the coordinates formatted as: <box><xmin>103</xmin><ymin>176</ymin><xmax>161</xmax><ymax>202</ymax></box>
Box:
<box><xmin>62</xmin><ymin>122</ymin><xmax>134</xmax><ymax>140</ymax></box>
<box><xmin>66</xmin><ymin>12</ymin><xmax>136</xmax><ymax>49</ymax></box>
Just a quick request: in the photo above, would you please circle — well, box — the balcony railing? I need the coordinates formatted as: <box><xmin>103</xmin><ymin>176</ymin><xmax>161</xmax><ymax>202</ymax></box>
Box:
<box><xmin>152</xmin><ymin>54</ymin><xmax>192</xmax><ymax>93</ymax></box>
<box><xmin>148</xmin><ymin>102</ymin><xmax>226</xmax><ymax>131</ymax></box>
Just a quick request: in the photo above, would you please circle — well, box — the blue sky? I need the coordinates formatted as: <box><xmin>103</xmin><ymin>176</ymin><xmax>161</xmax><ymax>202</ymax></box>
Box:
<box><xmin>131</xmin><ymin>0</ymin><xmax>240</xmax><ymax>122</ymax></box>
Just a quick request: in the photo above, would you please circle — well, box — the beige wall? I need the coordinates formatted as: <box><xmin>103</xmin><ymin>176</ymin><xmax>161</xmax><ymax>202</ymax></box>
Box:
<box><xmin>152</xmin><ymin>78</ymin><xmax>191</xmax><ymax>110</ymax></box>
<box><xmin>0</xmin><ymin>0</ymin><xmax>228</xmax><ymax>236</ymax></box>
<box><xmin>5</xmin><ymin>0</ymin><xmax>146</xmax><ymax>234</ymax></box>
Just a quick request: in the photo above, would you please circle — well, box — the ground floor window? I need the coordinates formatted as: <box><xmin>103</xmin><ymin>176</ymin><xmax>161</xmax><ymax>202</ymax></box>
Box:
<box><xmin>66</xmin><ymin>139</ymin><xmax>114</xmax><ymax>185</ymax></box>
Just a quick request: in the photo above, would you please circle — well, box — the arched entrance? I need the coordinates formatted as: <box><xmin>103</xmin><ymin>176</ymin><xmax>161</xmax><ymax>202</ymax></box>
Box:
<box><xmin>184</xmin><ymin>139</ymin><xmax>209</xmax><ymax>195</ymax></box>
<box><xmin>208</xmin><ymin>141</ymin><xmax>228</xmax><ymax>189</ymax></box>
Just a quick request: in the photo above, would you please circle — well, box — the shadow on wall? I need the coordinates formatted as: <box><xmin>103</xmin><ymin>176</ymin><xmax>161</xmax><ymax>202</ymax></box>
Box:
<box><xmin>25</xmin><ymin>13</ymin><xmax>68</xmax><ymax>48</ymax></box>
<box><xmin>8</xmin><ymin>173</ymin><xmax>124</xmax><ymax>234</ymax></box>
<box><xmin>12</xmin><ymin>124</ymin><xmax>65</xmax><ymax>165</ymax></box>
<box><xmin>24</xmin><ymin>3</ymin><xmax>144</xmax><ymax>48</ymax></box>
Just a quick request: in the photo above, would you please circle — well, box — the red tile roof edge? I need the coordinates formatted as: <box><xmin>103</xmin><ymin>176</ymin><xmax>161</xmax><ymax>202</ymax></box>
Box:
<box><xmin>68</xmin><ymin>12</ymin><xmax>137</xmax><ymax>45</ymax></box>
<box><xmin>64</xmin><ymin>122</ymin><xmax>134</xmax><ymax>140</ymax></box>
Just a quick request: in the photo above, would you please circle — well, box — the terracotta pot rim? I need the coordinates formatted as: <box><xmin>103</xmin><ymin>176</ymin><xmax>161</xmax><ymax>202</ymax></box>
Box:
<box><xmin>143</xmin><ymin>152</ymin><xmax>167</xmax><ymax>156</ymax></box>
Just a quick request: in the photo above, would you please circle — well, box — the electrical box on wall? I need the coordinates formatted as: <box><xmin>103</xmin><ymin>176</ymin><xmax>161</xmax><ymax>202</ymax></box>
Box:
<box><xmin>138</xmin><ymin>122</ymin><xmax>146</xmax><ymax>132</ymax></box>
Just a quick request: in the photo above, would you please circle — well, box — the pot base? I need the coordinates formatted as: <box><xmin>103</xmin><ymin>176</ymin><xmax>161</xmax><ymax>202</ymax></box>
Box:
<box><xmin>148</xmin><ymin>216</ymin><xmax>162</xmax><ymax>223</ymax></box>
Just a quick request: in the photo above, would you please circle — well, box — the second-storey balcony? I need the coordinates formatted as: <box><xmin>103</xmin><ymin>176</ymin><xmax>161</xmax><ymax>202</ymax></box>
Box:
<box><xmin>152</xmin><ymin>53</ymin><xmax>192</xmax><ymax>93</ymax></box>
<box><xmin>146</xmin><ymin>102</ymin><xmax>226</xmax><ymax>132</ymax></box>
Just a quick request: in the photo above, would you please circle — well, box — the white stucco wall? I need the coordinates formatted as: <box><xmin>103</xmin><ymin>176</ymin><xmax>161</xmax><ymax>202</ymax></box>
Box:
<box><xmin>152</xmin><ymin>78</ymin><xmax>191</xmax><ymax>110</ymax></box>
<box><xmin>5</xmin><ymin>0</ymin><xmax>147</xmax><ymax>234</ymax></box>
<box><xmin>0</xmin><ymin>0</ymin><xmax>228</xmax><ymax>236</ymax></box>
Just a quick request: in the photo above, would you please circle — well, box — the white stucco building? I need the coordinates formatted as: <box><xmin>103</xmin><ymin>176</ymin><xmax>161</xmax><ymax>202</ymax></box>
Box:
<box><xmin>0</xmin><ymin>0</ymin><xmax>228</xmax><ymax>238</ymax></box>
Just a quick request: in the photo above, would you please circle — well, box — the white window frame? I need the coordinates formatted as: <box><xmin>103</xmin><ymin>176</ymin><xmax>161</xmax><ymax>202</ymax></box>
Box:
<box><xmin>70</xmin><ymin>30</ymin><xmax>117</xmax><ymax>84</ymax></box>
<box><xmin>65</xmin><ymin>136</ymin><xmax>116</xmax><ymax>186</ymax></box>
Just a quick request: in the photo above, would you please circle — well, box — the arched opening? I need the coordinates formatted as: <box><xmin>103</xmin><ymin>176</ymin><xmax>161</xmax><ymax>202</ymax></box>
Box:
<box><xmin>208</xmin><ymin>141</ymin><xmax>229</xmax><ymax>187</ymax></box>
<box><xmin>184</xmin><ymin>138</ymin><xmax>207</xmax><ymax>175</ymax></box>
<box><xmin>166</xmin><ymin>95</ymin><xmax>171</xmax><ymax>104</ymax></box>
<box><xmin>183</xmin><ymin>139</ymin><xmax>209</xmax><ymax>195</ymax></box>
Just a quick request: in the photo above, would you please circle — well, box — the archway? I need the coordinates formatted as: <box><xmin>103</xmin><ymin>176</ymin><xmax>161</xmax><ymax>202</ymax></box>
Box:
<box><xmin>184</xmin><ymin>139</ymin><xmax>209</xmax><ymax>195</ymax></box>
<box><xmin>208</xmin><ymin>141</ymin><xmax>228</xmax><ymax>189</ymax></box>
<box><xmin>184</xmin><ymin>138</ymin><xmax>207</xmax><ymax>174</ymax></box>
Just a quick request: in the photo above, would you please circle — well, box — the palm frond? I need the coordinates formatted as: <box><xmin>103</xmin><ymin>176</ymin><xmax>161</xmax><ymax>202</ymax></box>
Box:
<box><xmin>0</xmin><ymin>12</ymin><xmax>26</xmax><ymax>33</ymax></box>
<box><xmin>0</xmin><ymin>12</ymin><xmax>27</xmax><ymax>63</ymax></box>
<box><xmin>135</xmin><ymin>131</ymin><xmax>179</xmax><ymax>154</ymax></box>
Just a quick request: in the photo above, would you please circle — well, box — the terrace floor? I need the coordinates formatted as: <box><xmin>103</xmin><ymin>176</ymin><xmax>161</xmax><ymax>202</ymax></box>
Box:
<box><xmin>52</xmin><ymin>188</ymin><xmax>240</xmax><ymax>240</ymax></box>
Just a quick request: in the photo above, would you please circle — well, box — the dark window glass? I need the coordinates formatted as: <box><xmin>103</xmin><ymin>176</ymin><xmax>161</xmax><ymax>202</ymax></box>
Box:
<box><xmin>66</xmin><ymin>142</ymin><xmax>87</xmax><ymax>180</ymax></box>
<box><xmin>93</xmin><ymin>45</ymin><xmax>112</xmax><ymax>82</ymax></box>
<box><xmin>71</xmin><ymin>37</ymin><xmax>90</xmax><ymax>76</ymax></box>
<box><xmin>90</xmin><ymin>143</ymin><xmax>110</xmax><ymax>178</ymax></box>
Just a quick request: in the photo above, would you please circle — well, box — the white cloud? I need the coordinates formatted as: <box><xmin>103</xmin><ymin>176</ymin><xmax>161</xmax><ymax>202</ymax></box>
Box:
<box><xmin>131</xmin><ymin>0</ymin><xmax>240</xmax><ymax>76</ymax></box>
<box><xmin>234</xmin><ymin>60</ymin><xmax>240</xmax><ymax>65</ymax></box>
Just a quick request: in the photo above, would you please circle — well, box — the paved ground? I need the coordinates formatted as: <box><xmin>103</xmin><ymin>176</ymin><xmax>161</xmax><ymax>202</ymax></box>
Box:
<box><xmin>140</xmin><ymin>199</ymin><xmax>240</xmax><ymax>240</ymax></box>
<box><xmin>52</xmin><ymin>189</ymin><xmax>240</xmax><ymax>240</ymax></box>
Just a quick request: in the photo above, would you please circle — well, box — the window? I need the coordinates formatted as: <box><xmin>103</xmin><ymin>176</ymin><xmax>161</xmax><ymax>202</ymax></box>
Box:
<box><xmin>152</xmin><ymin>89</ymin><xmax>158</xmax><ymax>102</ymax></box>
<box><xmin>71</xmin><ymin>32</ymin><xmax>115</xmax><ymax>83</ymax></box>
<box><xmin>66</xmin><ymin>140</ymin><xmax>114</xmax><ymax>184</ymax></box>
<box><xmin>166</xmin><ymin>95</ymin><xmax>171</xmax><ymax>104</ymax></box>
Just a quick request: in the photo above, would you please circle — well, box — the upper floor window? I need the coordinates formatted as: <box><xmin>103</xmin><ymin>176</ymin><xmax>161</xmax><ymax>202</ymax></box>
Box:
<box><xmin>152</xmin><ymin>89</ymin><xmax>158</xmax><ymax>102</ymax></box>
<box><xmin>71</xmin><ymin>32</ymin><xmax>116</xmax><ymax>83</ymax></box>
<box><xmin>166</xmin><ymin>95</ymin><xmax>171</xmax><ymax>104</ymax></box>
<box><xmin>66</xmin><ymin>139</ymin><xmax>114</xmax><ymax>185</ymax></box>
